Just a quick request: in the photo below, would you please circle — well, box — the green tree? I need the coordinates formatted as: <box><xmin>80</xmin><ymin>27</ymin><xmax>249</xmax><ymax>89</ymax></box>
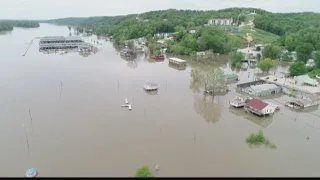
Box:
<box><xmin>135</xmin><ymin>166</ymin><xmax>153</xmax><ymax>177</ymax></box>
<box><xmin>68</xmin><ymin>26</ymin><xmax>71</xmax><ymax>32</ymax></box>
<box><xmin>229</xmin><ymin>51</ymin><xmax>244</xmax><ymax>68</ymax></box>
<box><xmin>207</xmin><ymin>68</ymin><xmax>226</xmax><ymax>92</ymax></box>
<box><xmin>313</xmin><ymin>52</ymin><xmax>320</xmax><ymax>68</ymax></box>
<box><xmin>281</xmin><ymin>52</ymin><xmax>293</xmax><ymax>62</ymax></box>
<box><xmin>262</xmin><ymin>45</ymin><xmax>281</xmax><ymax>59</ymax></box>
<box><xmin>295</xmin><ymin>43</ymin><xmax>314</xmax><ymax>62</ymax></box>
<box><xmin>199</xmin><ymin>27</ymin><xmax>228</xmax><ymax>53</ymax></box>
<box><xmin>180</xmin><ymin>34</ymin><xmax>198</xmax><ymax>52</ymax></box>
<box><xmin>284</xmin><ymin>36</ymin><xmax>297</xmax><ymax>51</ymax></box>
<box><xmin>256</xmin><ymin>46</ymin><xmax>261</xmax><ymax>51</ymax></box>
<box><xmin>258</xmin><ymin>58</ymin><xmax>275</xmax><ymax>72</ymax></box>
<box><xmin>289</xmin><ymin>61</ymin><xmax>307</xmax><ymax>76</ymax></box>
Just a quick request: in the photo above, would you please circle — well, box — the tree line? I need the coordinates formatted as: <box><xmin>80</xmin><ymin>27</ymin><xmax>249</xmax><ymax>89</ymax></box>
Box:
<box><xmin>0</xmin><ymin>20</ymin><xmax>40</xmax><ymax>31</ymax></box>
<box><xmin>48</xmin><ymin>8</ymin><xmax>320</xmax><ymax>77</ymax></box>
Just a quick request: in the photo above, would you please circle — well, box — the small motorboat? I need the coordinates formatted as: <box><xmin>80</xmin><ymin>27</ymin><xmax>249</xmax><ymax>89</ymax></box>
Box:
<box><xmin>26</xmin><ymin>168</ymin><xmax>38</xmax><ymax>178</ymax></box>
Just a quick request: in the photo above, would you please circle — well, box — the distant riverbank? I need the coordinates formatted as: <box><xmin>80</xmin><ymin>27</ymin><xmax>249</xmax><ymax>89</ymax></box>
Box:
<box><xmin>0</xmin><ymin>20</ymin><xmax>40</xmax><ymax>32</ymax></box>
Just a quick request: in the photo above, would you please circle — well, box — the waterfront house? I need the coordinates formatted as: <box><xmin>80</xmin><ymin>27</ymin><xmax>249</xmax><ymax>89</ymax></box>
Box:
<box><xmin>245</xmin><ymin>98</ymin><xmax>276</xmax><ymax>116</ymax></box>
<box><xmin>294</xmin><ymin>75</ymin><xmax>318</xmax><ymax>87</ymax></box>
<box><xmin>285</xmin><ymin>94</ymin><xmax>320</xmax><ymax>110</ymax></box>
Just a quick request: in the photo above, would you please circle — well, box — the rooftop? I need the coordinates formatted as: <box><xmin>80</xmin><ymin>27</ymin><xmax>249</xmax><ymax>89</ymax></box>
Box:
<box><xmin>247</xmin><ymin>98</ymin><xmax>268</xmax><ymax>110</ymax></box>
<box><xmin>250</xmin><ymin>83</ymin><xmax>280</xmax><ymax>93</ymax></box>
<box><xmin>225</xmin><ymin>73</ymin><xmax>239</xmax><ymax>79</ymax></box>
<box><xmin>143</xmin><ymin>82</ymin><xmax>159</xmax><ymax>90</ymax></box>
<box><xmin>40</xmin><ymin>36</ymin><xmax>83</xmax><ymax>41</ymax></box>
<box><xmin>209</xmin><ymin>18</ymin><xmax>233</xmax><ymax>20</ymax></box>
<box><xmin>295</xmin><ymin>75</ymin><xmax>318</xmax><ymax>85</ymax></box>
<box><xmin>169</xmin><ymin>57</ymin><xmax>186</xmax><ymax>63</ymax></box>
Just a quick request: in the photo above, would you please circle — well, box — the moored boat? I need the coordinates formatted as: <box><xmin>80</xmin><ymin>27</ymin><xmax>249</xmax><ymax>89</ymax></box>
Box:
<box><xmin>152</xmin><ymin>54</ymin><xmax>165</xmax><ymax>60</ymax></box>
<box><xmin>229</xmin><ymin>97</ymin><xmax>250</xmax><ymax>108</ymax></box>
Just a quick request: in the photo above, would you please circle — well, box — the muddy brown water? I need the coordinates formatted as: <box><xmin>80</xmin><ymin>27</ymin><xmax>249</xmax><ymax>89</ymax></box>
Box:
<box><xmin>0</xmin><ymin>24</ymin><xmax>320</xmax><ymax>177</ymax></box>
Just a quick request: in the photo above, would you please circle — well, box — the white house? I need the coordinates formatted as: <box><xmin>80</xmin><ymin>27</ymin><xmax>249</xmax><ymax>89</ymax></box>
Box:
<box><xmin>245</xmin><ymin>98</ymin><xmax>276</xmax><ymax>116</ymax></box>
<box><xmin>208</xmin><ymin>18</ymin><xmax>233</xmax><ymax>26</ymax></box>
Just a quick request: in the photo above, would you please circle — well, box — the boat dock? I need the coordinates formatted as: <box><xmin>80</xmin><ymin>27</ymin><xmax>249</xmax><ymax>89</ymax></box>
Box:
<box><xmin>38</xmin><ymin>36</ymin><xmax>88</xmax><ymax>51</ymax></box>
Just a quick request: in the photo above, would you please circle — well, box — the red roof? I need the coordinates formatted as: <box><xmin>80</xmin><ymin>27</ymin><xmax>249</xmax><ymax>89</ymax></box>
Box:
<box><xmin>247</xmin><ymin>98</ymin><xmax>268</xmax><ymax>110</ymax></box>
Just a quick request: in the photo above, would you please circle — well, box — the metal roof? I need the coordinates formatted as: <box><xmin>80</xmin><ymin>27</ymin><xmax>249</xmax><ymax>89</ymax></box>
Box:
<box><xmin>295</xmin><ymin>75</ymin><xmax>318</xmax><ymax>85</ymax></box>
<box><xmin>250</xmin><ymin>84</ymin><xmax>280</xmax><ymax>93</ymax></box>
<box><xmin>225</xmin><ymin>73</ymin><xmax>239</xmax><ymax>79</ymax></box>
<box><xmin>40</xmin><ymin>36</ymin><xmax>83</xmax><ymax>41</ymax></box>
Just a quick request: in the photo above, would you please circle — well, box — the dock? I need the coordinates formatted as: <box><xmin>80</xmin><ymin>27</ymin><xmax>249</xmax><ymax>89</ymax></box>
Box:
<box><xmin>38</xmin><ymin>36</ymin><xmax>88</xmax><ymax>51</ymax></box>
<box><xmin>22</xmin><ymin>39</ymin><xmax>34</xmax><ymax>56</ymax></box>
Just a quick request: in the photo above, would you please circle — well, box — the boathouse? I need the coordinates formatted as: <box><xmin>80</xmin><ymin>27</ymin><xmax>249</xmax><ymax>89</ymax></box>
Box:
<box><xmin>39</xmin><ymin>36</ymin><xmax>86</xmax><ymax>51</ymax></box>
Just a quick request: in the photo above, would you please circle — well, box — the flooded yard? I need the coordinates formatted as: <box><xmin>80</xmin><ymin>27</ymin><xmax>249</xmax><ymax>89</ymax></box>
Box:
<box><xmin>0</xmin><ymin>24</ymin><xmax>320</xmax><ymax>177</ymax></box>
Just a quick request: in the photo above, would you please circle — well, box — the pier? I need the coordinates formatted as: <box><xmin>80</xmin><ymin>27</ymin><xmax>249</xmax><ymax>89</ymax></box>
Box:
<box><xmin>22</xmin><ymin>39</ymin><xmax>34</xmax><ymax>56</ymax></box>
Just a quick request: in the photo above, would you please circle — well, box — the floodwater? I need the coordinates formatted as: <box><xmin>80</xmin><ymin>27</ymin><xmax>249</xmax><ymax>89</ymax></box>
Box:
<box><xmin>0</xmin><ymin>23</ymin><xmax>320</xmax><ymax>177</ymax></box>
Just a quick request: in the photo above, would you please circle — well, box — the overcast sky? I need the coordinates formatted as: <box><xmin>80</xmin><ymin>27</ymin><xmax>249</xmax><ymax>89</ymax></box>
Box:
<box><xmin>0</xmin><ymin>0</ymin><xmax>319</xmax><ymax>20</ymax></box>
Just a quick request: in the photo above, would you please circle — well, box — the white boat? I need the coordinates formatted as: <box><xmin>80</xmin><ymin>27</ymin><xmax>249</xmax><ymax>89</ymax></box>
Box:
<box><xmin>229</xmin><ymin>97</ymin><xmax>250</xmax><ymax>108</ymax></box>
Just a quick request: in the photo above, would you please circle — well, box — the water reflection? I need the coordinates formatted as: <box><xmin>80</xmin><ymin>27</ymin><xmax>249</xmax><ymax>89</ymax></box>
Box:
<box><xmin>126</xmin><ymin>60</ymin><xmax>138</xmax><ymax>69</ymax></box>
<box><xmin>168</xmin><ymin>64</ymin><xmax>187</xmax><ymax>71</ymax></box>
<box><xmin>39</xmin><ymin>49</ymin><xmax>95</xmax><ymax>57</ymax></box>
<box><xmin>193</xmin><ymin>93</ymin><xmax>222</xmax><ymax>123</ymax></box>
<box><xmin>228</xmin><ymin>107</ymin><xmax>273</xmax><ymax>128</ymax></box>
<box><xmin>0</xmin><ymin>31</ymin><xmax>12</xmax><ymax>35</ymax></box>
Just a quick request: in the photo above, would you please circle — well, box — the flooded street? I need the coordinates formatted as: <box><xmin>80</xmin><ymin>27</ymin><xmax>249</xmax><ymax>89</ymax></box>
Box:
<box><xmin>1</xmin><ymin>24</ymin><xmax>320</xmax><ymax>177</ymax></box>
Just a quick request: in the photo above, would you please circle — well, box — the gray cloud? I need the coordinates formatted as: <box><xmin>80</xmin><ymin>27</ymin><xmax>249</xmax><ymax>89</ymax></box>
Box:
<box><xmin>0</xmin><ymin>0</ymin><xmax>319</xmax><ymax>20</ymax></box>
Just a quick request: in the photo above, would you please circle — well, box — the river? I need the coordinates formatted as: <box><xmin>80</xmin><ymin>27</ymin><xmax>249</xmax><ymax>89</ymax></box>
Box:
<box><xmin>0</xmin><ymin>23</ymin><xmax>320</xmax><ymax>177</ymax></box>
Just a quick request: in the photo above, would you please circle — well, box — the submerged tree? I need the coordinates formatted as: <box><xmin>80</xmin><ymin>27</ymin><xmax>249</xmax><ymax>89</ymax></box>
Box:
<box><xmin>135</xmin><ymin>166</ymin><xmax>153</xmax><ymax>177</ymax></box>
<box><xmin>207</xmin><ymin>68</ymin><xmax>226</xmax><ymax>92</ymax></box>
<box><xmin>258</xmin><ymin>58</ymin><xmax>275</xmax><ymax>72</ymax></box>
<box><xmin>229</xmin><ymin>51</ymin><xmax>244</xmax><ymax>69</ymax></box>
<box><xmin>190</xmin><ymin>67</ymin><xmax>226</xmax><ymax>93</ymax></box>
